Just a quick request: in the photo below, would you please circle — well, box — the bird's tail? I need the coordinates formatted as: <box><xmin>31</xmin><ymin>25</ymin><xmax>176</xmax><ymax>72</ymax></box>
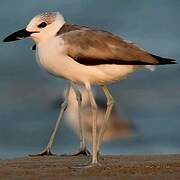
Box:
<box><xmin>150</xmin><ymin>54</ymin><xmax>177</xmax><ymax>65</ymax></box>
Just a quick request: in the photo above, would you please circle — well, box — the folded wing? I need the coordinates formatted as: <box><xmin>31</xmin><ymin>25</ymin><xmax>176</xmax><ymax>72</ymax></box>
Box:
<box><xmin>60</xmin><ymin>27</ymin><xmax>176</xmax><ymax>65</ymax></box>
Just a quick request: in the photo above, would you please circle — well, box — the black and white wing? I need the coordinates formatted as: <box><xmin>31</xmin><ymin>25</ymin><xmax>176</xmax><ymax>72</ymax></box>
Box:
<box><xmin>59</xmin><ymin>24</ymin><xmax>176</xmax><ymax>65</ymax></box>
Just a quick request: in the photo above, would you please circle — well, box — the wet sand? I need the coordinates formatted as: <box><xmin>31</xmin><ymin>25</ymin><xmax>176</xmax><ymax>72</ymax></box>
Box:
<box><xmin>0</xmin><ymin>155</ymin><xmax>180</xmax><ymax>180</ymax></box>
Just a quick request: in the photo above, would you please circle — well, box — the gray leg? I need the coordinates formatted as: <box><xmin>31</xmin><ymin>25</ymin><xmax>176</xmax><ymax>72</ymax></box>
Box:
<box><xmin>85</xmin><ymin>83</ymin><xmax>98</xmax><ymax>165</ymax></box>
<box><xmin>97</xmin><ymin>85</ymin><xmax>114</xmax><ymax>152</ymax></box>
<box><xmin>71</xmin><ymin>83</ymin><xmax>91</xmax><ymax>157</ymax></box>
<box><xmin>29</xmin><ymin>83</ymin><xmax>71</xmax><ymax>156</ymax></box>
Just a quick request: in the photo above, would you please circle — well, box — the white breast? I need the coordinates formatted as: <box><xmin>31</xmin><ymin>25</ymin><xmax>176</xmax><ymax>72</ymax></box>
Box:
<box><xmin>36</xmin><ymin>38</ymin><xmax>67</xmax><ymax>77</ymax></box>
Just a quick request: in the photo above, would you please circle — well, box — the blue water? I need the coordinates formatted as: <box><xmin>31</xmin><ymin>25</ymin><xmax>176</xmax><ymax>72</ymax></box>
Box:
<box><xmin>0</xmin><ymin>0</ymin><xmax>180</xmax><ymax>159</ymax></box>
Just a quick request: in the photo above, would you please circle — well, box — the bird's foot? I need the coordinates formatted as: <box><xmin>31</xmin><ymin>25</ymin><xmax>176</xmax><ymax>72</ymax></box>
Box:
<box><xmin>61</xmin><ymin>148</ymin><xmax>91</xmax><ymax>157</ymax></box>
<box><xmin>72</xmin><ymin>148</ymin><xmax>91</xmax><ymax>157</ymax></box>
<box><xmin>29</xmin><ymin>148</ymin><xmax>56</xmax><ymax>157</ymax></box>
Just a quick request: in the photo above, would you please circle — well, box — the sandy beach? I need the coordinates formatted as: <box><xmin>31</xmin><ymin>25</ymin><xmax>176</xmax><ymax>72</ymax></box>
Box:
<box><xmin>0</xmin><ymin>155</ymin><xmax>180</xmax><ymax>180</ymax></box>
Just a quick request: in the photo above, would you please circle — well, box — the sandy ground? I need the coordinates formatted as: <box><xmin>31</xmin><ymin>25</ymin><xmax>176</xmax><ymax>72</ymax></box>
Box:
<box><xmin>0</xmin><ymin>155</ymin><xmax>180</xmax><ymax>180</ymax></box>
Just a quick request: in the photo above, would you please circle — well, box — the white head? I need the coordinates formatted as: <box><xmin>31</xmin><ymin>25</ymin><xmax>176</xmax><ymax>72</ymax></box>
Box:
<box><xmin>3</xmin><ymin>12</ymin><xmax>65</xmax><ymax>43</ymax></box>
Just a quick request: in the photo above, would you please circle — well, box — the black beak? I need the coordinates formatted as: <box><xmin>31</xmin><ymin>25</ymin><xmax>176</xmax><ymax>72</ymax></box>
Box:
<box><xmin>3</xmin><ymin>28</ymin><xmax>36</xmax><ymax>42</ymax></box>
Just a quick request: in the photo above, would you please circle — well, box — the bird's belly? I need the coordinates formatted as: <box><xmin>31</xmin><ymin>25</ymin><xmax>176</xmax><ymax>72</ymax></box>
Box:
<box><xmin>65</xmin><ymin>64</ymin><xmax>138</xmax><ymax>85</ymax></box>
<box><xmin>37</xmin><ymin>49</ymin><xmax>138</xmax><ymax>85</ymax></box>
<box><xmin>94</xmin><ymin>64</ymin><xmax>138</xmax><ymax>84</ymax></box>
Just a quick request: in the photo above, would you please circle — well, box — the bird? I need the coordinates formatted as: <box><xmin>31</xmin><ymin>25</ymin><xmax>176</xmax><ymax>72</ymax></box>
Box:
<box><xmin>65</xmin><ymin>86</ymin><xmax>134</xmax><ymax>145</ymax></box>
<box><xmin>3</xmin><ymin>11</ymin><xmax>176</xmax><ymax>166</ymax></box>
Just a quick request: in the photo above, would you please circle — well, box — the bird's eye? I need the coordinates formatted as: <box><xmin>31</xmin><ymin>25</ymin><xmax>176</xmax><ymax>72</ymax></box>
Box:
<box><xmin>38</xmin><ymin>22</ymin><xmax>47</xmax><ymax>28</ymax></box>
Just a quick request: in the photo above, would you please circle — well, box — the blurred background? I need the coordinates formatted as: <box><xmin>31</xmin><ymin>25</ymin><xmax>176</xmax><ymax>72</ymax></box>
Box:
<box><xmin>0</xmin><ymin>0</ymin><xmax>179</xmax><ymax>159</ymax></box>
